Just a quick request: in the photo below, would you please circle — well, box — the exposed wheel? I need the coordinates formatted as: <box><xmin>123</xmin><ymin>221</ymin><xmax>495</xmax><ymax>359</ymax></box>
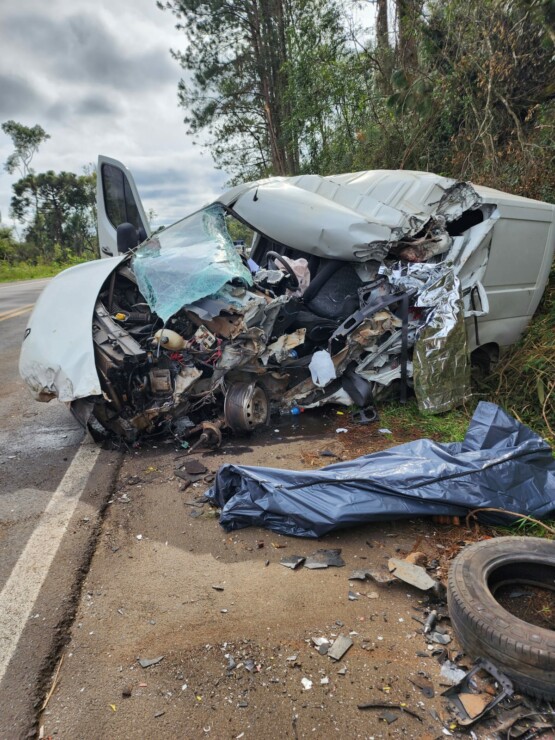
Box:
<box><xmin>224</xmin><ymin>382</ymin><xmax>269</xmax><ymax>433</ymax></box>
<box><xmin>448</xmin><ymin>536</ymin><xmax>555</xmax><ymax>700</ymax></box>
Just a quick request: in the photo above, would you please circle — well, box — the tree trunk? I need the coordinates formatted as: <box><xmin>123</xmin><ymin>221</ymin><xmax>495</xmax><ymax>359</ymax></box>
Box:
<box><xmin>396</xmin><ymin>0</ymin><xmax>419</xmax><ymax>71</ymax></box>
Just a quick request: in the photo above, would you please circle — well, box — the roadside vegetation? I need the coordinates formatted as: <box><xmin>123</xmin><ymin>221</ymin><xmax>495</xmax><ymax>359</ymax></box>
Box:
<box><xmin>0</xmin><ymin>121</ymin><xmax>98</xmax><ymax>280</ymax></box>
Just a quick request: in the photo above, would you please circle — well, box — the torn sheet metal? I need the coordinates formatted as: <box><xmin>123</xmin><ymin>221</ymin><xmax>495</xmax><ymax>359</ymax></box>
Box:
<box><xmin>223</xmin><ymin>171</ymin><xmax>482</xmax><ymax>262</ymax></box>
<box><xmin>132</xmin><ymin>205</ymin><xmax>252</xmax><ymax>322</ymax></box>
<box><xmin>206</xmin><ymin>402</ymin><xmax>555</xmax><ymax>537</ymax></box>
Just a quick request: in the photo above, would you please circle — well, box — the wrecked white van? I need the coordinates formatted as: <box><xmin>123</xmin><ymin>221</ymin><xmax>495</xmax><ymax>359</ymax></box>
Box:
<box><xmin>19</xmin><ymin>157</ymin><xmax>555</xmax><ymax>442</ymax></box>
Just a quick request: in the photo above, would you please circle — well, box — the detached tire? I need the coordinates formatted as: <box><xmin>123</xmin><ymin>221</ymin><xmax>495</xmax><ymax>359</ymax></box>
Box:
<box><xmin>448</xmin><ymin>536</ymin><xmax>555</xmax><ymax>700</ymax></box>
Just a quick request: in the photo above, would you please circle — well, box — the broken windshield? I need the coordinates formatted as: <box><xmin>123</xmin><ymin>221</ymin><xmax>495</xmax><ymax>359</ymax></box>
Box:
<box><xmin>132</xmin><ymin>204</ymin><xmax>253</xmax><ymax>322</ymax></box>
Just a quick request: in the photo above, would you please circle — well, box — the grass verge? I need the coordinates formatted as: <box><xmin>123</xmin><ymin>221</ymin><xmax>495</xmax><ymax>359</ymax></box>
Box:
<box><xmin>0</xmin><ymin>258</ymin><xmax>92</xmax><ymax>283</ymax></box>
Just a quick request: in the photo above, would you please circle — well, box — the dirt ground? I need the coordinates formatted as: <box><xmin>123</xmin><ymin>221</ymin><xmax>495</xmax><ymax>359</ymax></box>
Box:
<box><xmin>39</xmin><ymin>412</ymin><xmax>490</xmax><ymax>739</ymax></box>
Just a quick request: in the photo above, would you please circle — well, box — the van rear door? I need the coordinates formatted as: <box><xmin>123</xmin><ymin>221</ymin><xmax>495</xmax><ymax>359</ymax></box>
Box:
<box><xmin>97</xmin><ymin>155</ymin><xmax>151</xmax><ymax>258</ymax></box>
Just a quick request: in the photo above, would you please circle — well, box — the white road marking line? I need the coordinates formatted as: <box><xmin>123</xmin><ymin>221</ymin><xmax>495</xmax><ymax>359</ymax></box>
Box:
<box><xmin>0</xmin><ymin>442</ymin><xmax>101</xmax><ymax>683</ymax></box>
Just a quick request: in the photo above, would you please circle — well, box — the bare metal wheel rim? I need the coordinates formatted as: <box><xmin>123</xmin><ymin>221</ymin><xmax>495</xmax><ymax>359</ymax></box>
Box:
<box><xmin>224</xmin><ymin>382</ymin><xmax>269</xmax><ymax>432</ymax></box>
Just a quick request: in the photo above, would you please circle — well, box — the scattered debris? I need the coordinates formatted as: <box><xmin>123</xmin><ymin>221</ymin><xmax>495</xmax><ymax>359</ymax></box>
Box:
<box><xmin>441</xmin><ymin>659</ymin><xmax>514</xmax><ymax>726</ymax></box>
<box><xmin>280</xmin><ymin>555</ymin><xmax>305</xmax><ymax>570</ymax></box>
<box><xmin>409</xmin><ymin>675</ymin><xmax>435</xmax><ymax>698</ymax></box>
<box><xmin>138</xmin><ymin>656</ymin><xmax>164</xmax><ymax>668</ymax></box>
<box><xmin>349</xmin><ymin>569</ymin><xmax>371</xmax><ymax>581</ymax></box>
<box><xmin>388</xmin><ymin>558</ymin><xmax>436</xmax><ymax>591</ymax></box>
<box><xmin>211</xmin><ymin>584</ymin><xmax>225</xmax><ymax>591</ymax></box>
<box><xmin>404</xmin><ymin>551</ymin><xmax>428</xmax><ymax>567</ymax></box>
<box><xmin>357</xmin><ymin>702</ymin><xmax>423</xmax><ymax>721</ymax></box>
<box><xmin>348</xmin><ymin>591</ymin><xmax>359</xmax><ymax>601</ymax></box>
<box><xmin>440</xmin><ymin>660</ymin><xmax>467</xmax><ymax>685</ymax></box>
<box><xmin>305</xmin><ymin>549</ymin><xmax>345</xmax><ymax>569</ymax></box>
<box><xmin>430</xmin><ymin>632</ymin><xmax>452</xmax><ymax>645</ymax></box>
<box><xmin>423</xmin><ymin>610</ymin><xmax>437</xmax><ymax>634</ymax></box>
<box><xmin>301</xmin><ymin>677</ymin><xmax>313</xmax><ymax>690</ymax></box>
<box><xmin>327</xmin><ymin>635</ymin><xmax>353</xmax><ymax>661</ymax></box>
<box><xmin>182</xmin><ymin>459</ymin><xmax>208</xmax><ymax>475</ymax></box>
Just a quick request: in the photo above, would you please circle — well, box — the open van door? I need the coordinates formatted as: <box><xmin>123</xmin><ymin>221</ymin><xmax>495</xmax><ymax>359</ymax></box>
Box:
<box><xmin>97</xmin><ymin>155</ymin><xmax>151</xmax><ymax>258</ymax></box>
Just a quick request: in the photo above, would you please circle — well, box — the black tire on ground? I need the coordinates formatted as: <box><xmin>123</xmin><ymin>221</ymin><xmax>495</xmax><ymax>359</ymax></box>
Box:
<box><xmin>447</xmin><ymin>536</ymin><xmax>555</xmax><ymax>700</ymax></box>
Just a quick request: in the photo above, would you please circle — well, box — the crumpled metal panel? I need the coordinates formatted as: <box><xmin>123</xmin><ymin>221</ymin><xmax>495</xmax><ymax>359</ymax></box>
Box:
<box><xmin>19</xmin><ymin>255</ymin><xmax>127</xmax><ymax>402</ymax></box>
<box><xmin>206</xmin><ymin>402</ymin><xmax>555</xmax><ymax>538</ymax></box>
<box><xmin>132</xmin><ymin>205</ymin><xmax>252</xmax><ymax>322</ymax></box>
<box><xmin>413</xmin><ymin>270</ymin><xmax>471</xmax><ymax>412</ymax></box>
<box><xmin>226</xmin><ymin>171</ymin><xmax>482</xmax><ymax>262</ymax></box>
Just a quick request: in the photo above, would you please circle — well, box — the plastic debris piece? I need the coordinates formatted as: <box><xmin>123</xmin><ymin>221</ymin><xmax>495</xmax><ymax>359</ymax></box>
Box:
<box><xmin>309</xmin><ymin>350</ymin><xmax>336</xmax><ymax>387</ymax></box>
<box><xmin>138</xmin><ymin>656</ymin><xmax>164</xmax><ymax>668</ymax></box>
<box><xmin>211</xmin><ymin>584</ymin><xmax>225</xmax><ymax>591</ymax></box>
<box><xmin>388</xmin><ymin>558</ymin><xmax>436</xmax><ymax>591</ymax></box>
<box><xmin>459</xmin><ymin>693</ymin><xmax>492</xmax><ymax>718</ymax></box>
<box><xmin>378</xmin><ymin>428</ymin><xmax>392</xmax><ymax>435</ymax></box>
<box><xmin>440</xmin><ymin>661</ymin><xmax>467</xmax><ymax>685</ymax></box>
<box><xmin>327</xmin><ymin>635</ymin><xmax>353</xmax><ymax>661</ymax></box>
<box><xmin>335</xmin><ymin>428</ymin><xmax>348</xmax><ymax>433</ymax></box>
<box><xmin>441</xmin><ymin>658</ymin><xmax>514</xmax><ymax>727</ymax></box>
<box><xmin>430</xmin><ymin>632</ymin><xmax>451</xmax><ymax>645</ymax></box>
<box><xmin>320</xmin><ymin>676</ymin><xmax>329</xmax><ymax>685</ymax></box>
<box><xmin>305</xmin><ymin>549</ymin><xmax>345</xmax><ymax>569</ymax></box>
<box><xmin>348</xmin><ymin>591</ymin><xmax>359</xmax><ymax>601</ymax></box>
<box><xmin>301</xmin><ymin>677</ymin><xmax>313</xmax><ymax>690</ymax></box>
<box><xmin>280</xmin><ymin>555</ymin><xmax>305</xmax><ymax>570</ymax></box>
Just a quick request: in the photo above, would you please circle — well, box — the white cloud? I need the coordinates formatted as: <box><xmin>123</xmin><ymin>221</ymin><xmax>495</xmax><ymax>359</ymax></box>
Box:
<box><xmin>0</xmin><ymin>0</ymin><xmax>227</xmax><ymax>232</ymax></box>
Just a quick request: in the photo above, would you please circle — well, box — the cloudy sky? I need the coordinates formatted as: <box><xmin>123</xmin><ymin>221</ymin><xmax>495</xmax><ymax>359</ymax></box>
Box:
<box><xmin>0</xmin><ymin>0</ymin><xmax>227</xmax><ymax>231</ymax></box>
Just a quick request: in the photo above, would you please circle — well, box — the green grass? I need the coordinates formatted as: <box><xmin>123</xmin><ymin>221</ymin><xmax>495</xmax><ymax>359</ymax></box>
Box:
<box><xmin>0</xmin><ymin>258</ymin><xmax>91</xmax><ymax>283</ymax></box>
<box><xmin>379</xmin><ymin>398</ymin><xmax>471</xmax><ymax>442</ymax></box>
<box><xmin>496</xmin><ymin>516</ymin><xmax>555</xmax><ymax>539</ymax></box>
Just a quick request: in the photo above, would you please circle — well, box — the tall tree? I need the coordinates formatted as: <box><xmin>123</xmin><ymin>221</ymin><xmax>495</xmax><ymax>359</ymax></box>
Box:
<box><xmin>159</xmin><ymin>0</ymin><xmax>345</xmax><ymax>179</ymax></box>
<box><xmin>1</xmin><ymin>121</ymin><xmax>50</xmax><ymax>178</ymax></box>
<box><xmin>11</xmin><ymin>171</ymin><xmax>97</xmax><ymax>260</ymax></box>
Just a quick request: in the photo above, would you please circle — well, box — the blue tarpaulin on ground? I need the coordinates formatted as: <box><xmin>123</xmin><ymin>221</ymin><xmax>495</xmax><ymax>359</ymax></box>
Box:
<box><xmin>206</xmin><ymin>402</ymin><xmax>555</xmax><ymax>538</ymax></box>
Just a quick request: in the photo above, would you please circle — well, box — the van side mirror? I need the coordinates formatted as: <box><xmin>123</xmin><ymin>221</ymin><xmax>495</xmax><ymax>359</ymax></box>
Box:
<box><xmin>117</xmin><ymin>222</ymin><xmax>139</xmax><ymax>254</ymax></box>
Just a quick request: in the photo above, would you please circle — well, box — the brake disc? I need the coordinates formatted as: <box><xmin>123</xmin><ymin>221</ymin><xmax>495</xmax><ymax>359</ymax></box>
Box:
<box><xmin>224</xmin><ymin>382</ymin><xmax>269</xmax><ymax>433</ymax></box>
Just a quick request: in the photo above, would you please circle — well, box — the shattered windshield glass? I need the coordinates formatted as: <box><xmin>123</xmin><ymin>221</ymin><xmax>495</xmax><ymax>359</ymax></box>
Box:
<box><xmin>132</xmin><ymin>205</ymin><xmax>253</xmax><ymax>322</ymax></box>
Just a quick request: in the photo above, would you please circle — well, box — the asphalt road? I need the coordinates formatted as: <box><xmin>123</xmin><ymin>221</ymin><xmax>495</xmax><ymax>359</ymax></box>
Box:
<box><xmin>0</xmin><ymin>278</ymin><xmax>120</xmax><ymax>738</ymax></box>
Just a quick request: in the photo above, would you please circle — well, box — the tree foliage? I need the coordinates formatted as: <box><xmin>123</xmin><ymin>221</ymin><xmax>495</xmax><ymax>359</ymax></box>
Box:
<box><xmin>163</xmin><ymin>0</ymin><xmax>555</xmax><ymax>202</ymax></box>
<box><xmin>10</xmin><ymin>171</ymin><xmax>97</xmax><ymax>261</ymax></box>
<box><xmin>158</xmin><ymin>0</ymin><xmax>348</xmax><ymax>178</ymax></box>
<box><xmin>1</xmin><ymin>120</ymin><xmax>50</xmax><ymax>178</ymax></box>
